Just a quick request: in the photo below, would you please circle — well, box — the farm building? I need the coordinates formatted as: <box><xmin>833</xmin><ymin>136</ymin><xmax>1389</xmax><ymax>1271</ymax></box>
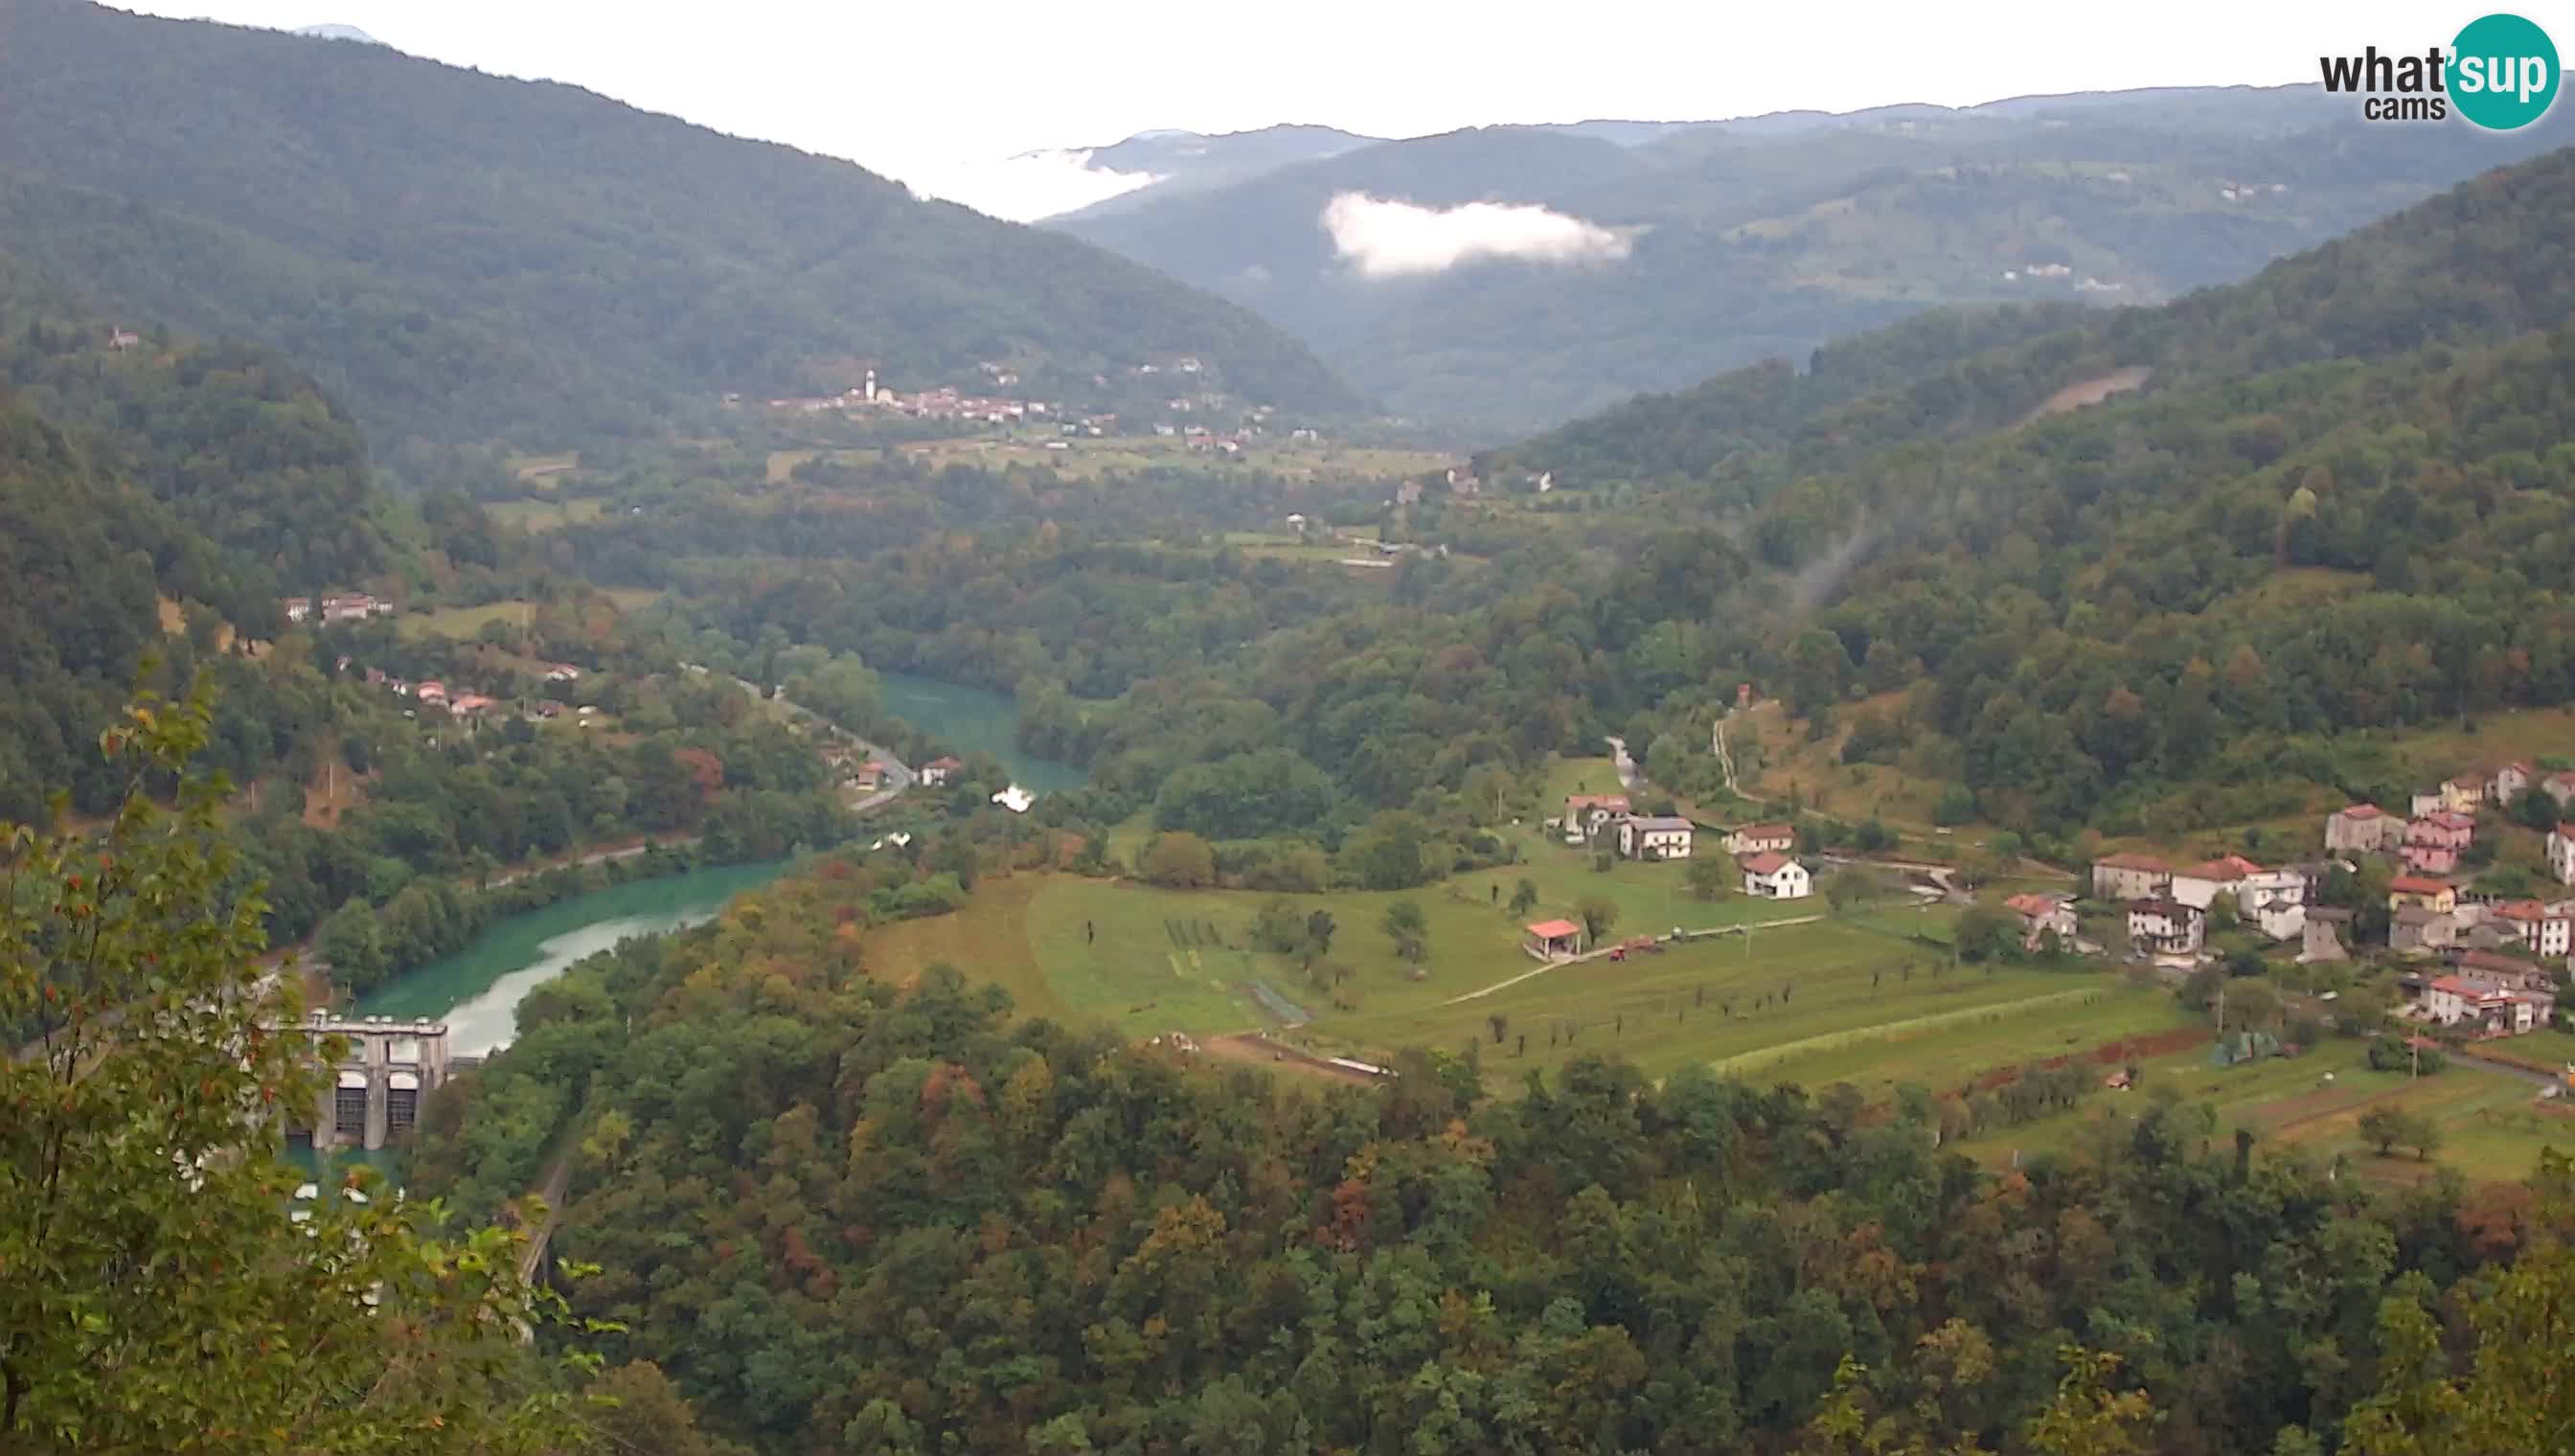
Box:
<box><xmin>1524</xmin><ymin>919</ymin><xmax>1583</xmax><ymax>959</ymax></box>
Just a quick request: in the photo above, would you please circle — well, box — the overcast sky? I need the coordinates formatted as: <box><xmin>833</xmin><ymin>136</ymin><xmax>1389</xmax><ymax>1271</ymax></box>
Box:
<box><xmin>114</xmin><ymin>1</ymin><xmax>2549</xmax><ymax>217</ymax></box>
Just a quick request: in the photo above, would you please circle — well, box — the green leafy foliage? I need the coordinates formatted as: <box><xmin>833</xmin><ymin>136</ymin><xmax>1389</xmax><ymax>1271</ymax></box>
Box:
<box><xmin>0</xmin><ymin>690</ymin><xmax>592</xmax><ymax>1449</ymax></box>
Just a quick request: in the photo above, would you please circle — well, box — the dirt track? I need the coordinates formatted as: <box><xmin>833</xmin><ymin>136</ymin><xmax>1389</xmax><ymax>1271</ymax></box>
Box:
<box><xmin>1200</xmin><ymin>1032</ymin><xmax>1381</xmax><ymax>1085</ymax></box>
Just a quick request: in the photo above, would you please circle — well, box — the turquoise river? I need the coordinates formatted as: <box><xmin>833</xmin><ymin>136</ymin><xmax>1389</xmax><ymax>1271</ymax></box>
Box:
<box><xmin>353</xmin><ymin>859</ymin><xmax>788</xmax><ymax>1058</ymax></box>
<box><xmin>875</xmin><ymin>670</ymin><xmax>1085</xmax><ymax>795</ymax></box>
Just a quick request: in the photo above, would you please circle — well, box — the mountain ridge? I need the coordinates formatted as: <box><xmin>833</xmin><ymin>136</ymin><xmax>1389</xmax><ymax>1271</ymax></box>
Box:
<box><xmin>1046</xmin><ymin>89</ymin><xmax>2568</xmax><ymax>434</ymax></box>
<box><xmin>0</xmin><ymin>0</ymin><xmax>1364</xmax><ymax>451</ymax></box>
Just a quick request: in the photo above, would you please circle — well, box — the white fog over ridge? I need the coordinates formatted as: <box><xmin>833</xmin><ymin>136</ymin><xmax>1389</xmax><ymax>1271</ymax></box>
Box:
<box><xmin>1322</xmin><ymin>193</ymin><xmax>1631</xmax><ymax>278</ymax></box>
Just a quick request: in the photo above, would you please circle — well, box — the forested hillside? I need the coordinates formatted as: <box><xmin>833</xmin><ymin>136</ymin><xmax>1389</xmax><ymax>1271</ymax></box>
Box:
<box><xmin>546</xmin><ymin>146</ymin><xmax>2575</xmax><ymax>865</ymax></box>
<box><xmin>410</xmin><ymin>854</ymin><xmax>2575</xmax><ymax>1456</ymax></box>
<box><xmin>0</xmin><ymin>0</ymin><xmax>1362</xmax><ymax>452</ymax></box>
<box><xmin>0</xmin><ymin>262</ymin><xmax>395</xmax><ymax>817</ymax></box>
<box><xmin>1496</xmin><ymin>145</ymin><xmax>2575</xmax><ymax>835</ymax></box>
<box><xmin>1057</xmin><ymin>91</ymin><xmax>2572</xmax><ymax>433</ymax></box>
<box><xmin>1493</xmin><ymin>142</ymin><xmax>2575</xmax><ymax>495</ymax></box>
<box><xmin>0</xmin><ymin>257</ymin><xmax>383</xmax><ymax>584</ymax></box>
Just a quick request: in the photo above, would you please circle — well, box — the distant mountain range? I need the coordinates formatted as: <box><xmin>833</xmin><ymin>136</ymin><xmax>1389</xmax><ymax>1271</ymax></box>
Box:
<box><xmin>0</xmin><ymin>0</ymin><xmax>1362</xmax><ymax>454</ymax></box>
<box><xmin>1038</xmin><ymin>92</ymin><xmax>2573</xmax><ymax>435</ymax></box>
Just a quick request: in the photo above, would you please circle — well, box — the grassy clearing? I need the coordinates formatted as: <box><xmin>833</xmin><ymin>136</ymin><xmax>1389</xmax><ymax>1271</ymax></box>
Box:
<box><xmin>2370</xmin><ymin>705</ymin><xmax>2575</xmax><ymax>779</ymax></box>
<box><xmin>861</xmin><ymin>874</ymin><xmax>1054</xmax><ymax>1012</ymax></box>
<box><xmin>508</xmin><ymin>452</ymin><xmax>580</xmax><ymax>482</ymax></box>
<box><xmin>1962</xmin><ymin>1036</ymin><xmax>2575</xmax><ymax>1183</ymax></box>
<box><xmin>1742</xmin><ymin>697</ymin><xmax>1973</xmax><ymax>835</ymax></box>
<box><xmin>399</xmin><ymin>589</ymin><xmax>662</xmax><ymax>640</ymax></box>
<box><xmin>1024</xmin><ymin>879</ymin><xmax>1291</xmax><ymax>1035</ymax></box>
<box><xmin>1307</xmin><ymin>916</ymin><xmax>2147</xmax><ymax>1092</ymax></box>
<box><xmin>399</xmin><ymin>601</ymin><xmax>535</xmax><ymax>640</ymax></box>
<box><xmin>1538</xmin><ymin>755</ymin><xmax>1629</xmax><ymax>810</ymax></box>
<box><xmin>489</xmin><ymin>497</ymin><xmax>606</xmax><ymax>533</ymax></box>
<box><xmin>1738</xmin><ymin>981</ymin><xmax>2191</xmax><ymax>1091</ymax></box>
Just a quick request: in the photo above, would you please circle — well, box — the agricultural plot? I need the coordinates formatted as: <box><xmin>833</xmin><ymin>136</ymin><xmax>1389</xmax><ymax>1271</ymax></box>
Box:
<box><xmin>1310</xmin><ymin>914</ymin><xmax>2143</xmax><ymax>1091</ymax></box>
<box><xmin>398</xmin><ymin>601</ymin><xmax>536</xmax><ymax>640</ymax></box>
<box><xmin>1961</xmin><ymin>1036</ymin><xmax>2575</xmax><ymax>1183</ymax></box>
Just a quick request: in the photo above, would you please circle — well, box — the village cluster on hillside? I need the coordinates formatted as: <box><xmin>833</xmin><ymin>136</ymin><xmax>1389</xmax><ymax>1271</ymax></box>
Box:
<box><xmin>1521</xmin><ymin>796</ymin><xmax>1814</xmax><ymax>958</ymax></box>
<box><xmin>2084</xmin><ymin>760</ymin><xmax>2575</xmax><ymax>1039</ymax></box>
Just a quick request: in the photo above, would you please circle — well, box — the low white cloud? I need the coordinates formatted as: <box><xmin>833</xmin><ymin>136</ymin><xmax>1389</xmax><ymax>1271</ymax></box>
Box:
<box><xmin>1321</xmin><ymin>192</ymin><xmax>1629</xmax><ymax>278</ymax></box>
<box><xmin>901</xmin><ymin>148</ymin><xmax>1162</xmax><ymax>222</ymax></box>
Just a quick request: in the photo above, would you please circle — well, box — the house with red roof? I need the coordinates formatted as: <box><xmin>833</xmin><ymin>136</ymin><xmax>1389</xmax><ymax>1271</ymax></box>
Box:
<box><xmin>2423</xmin><ymin>974</ymin><xmax>2541</xmax><ymax>1036</ymax></box>
<box><xmin>2402</xmin><ymin>811</ymin><xmax>2474</xmax><ymax>876</ymax></box>
<box><xmin>2486</xmin><ymin>900</ymin><xmax>2573</xmax><ymax>959</ymax></box>
<box><xmin>2388</xmin><ymin>876</ymin><xmax>2455</xmax><ymax>914</ymax></box>
<box><xmin>2004</xmin><ymin>893</ymin><xmax>2078</xmax><ymax>950</ymax></box>
<box><xmin>1524</xmin><ymin>919</ymin><xmax>1583</xmax><ymax>959</ymax></box>
<box><xmin>919</xmin><ymin>756</ymin><xmax>963</xmax><ymax>787</ymax></box>
<box><xmin>2324</xmin><ymin>803</ymin><xmax>2404</xmax><ymax>854</ymax></box>
<box><xmin>1563</xmin><ymin>794</ymin><xmax>1632</xmax><ymax>842</ymax></box>
<box><xmin>1723</xmin><ymin>823</ymin><xmax>1794</xmax><ymax>856</ymax></box>
<box><xmin>2089</xmin><ymin>852</ymin><xmax>2171</xmax><ymax>902</ymax></box>
<box><xmin>1738</xmin><ymin>852</ymin><xmax>1812</xmax><ymax>899</ymax></box>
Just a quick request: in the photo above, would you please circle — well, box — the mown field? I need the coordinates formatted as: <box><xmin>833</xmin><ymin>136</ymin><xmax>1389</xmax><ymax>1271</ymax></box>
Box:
<box><xmin>858</xmin><ymin>834</ymin><xmax>1926</xmax><ymax>1037</ymax></box>
<box><xmin>397</xmin><ymin>589</ymin><xmax>660</xmax><ymax>640</ymax></box>
<box><xmin>1305</xmin><ymin>916</ymin><xmax>2158</xmax><ymax>1092</ymax></box>
<box><xmin>488</xmin><ymin>496</ymin><xmax>607</xmax><ymax>533</ymax></box>
<box><xmin>1960</xmin><ymin>1035</ymin><xmax>2575</xmax><ymax>1183</ymax></box>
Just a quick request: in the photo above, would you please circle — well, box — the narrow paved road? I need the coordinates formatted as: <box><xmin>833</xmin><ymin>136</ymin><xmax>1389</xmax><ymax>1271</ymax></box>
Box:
<box><xmin>718</xmin><ymin>672</ymin><xmax>916</xmax><ymax>803</ymax></box>
<box><xmin>1603</xmin><ymin>736</ymin><xmax>1637</xmax><ymax>790</ymax></box>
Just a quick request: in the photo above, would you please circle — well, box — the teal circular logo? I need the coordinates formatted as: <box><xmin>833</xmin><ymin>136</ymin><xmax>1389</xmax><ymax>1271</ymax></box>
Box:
<box><xmin>2452</xmin><ymin>12</ymin><xmax>2559</xmax><ymax>129</ymax></box>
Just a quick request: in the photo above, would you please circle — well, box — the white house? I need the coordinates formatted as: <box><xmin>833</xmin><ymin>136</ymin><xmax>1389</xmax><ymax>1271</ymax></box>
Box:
<box><xmin>1564</xmin><ymin>795</ymin><xmax>1632</xmax><ymax>840</ymax></box>
<box><xmin>2550</xmin><ymin>825</ymin><xmax>2575</xmax><ymax>886</ymax></box>
<box><xmin>2424</xmin><ymin>975</ymin><xmax>2539</xmax><ymax>1036</ymax></box>
<box><xmin>919</xmin><ymin>756</ymin><xmax>963</xmax><ymax>787</ymax></box>
<box><xmin>1615</xmin><ymin>815</ymin><xmax>1695</xmax><ymax>861</ymax></box>
<box><xmin>2128</xmin><ymin>899</ymin><xmax>2204</xmax><ymax>956</ymax></box>
<box><xmin>2004</xmin><ymin>893</ymin><xmax>2079</xmax><ymax>950</ymax></box>
<box><xmin>2089</xmin><ymin>853</ymin><xmax>2172</xmax><ymax>901</ymax></box>
<box><xmin>2490</xmin><ymin>762</ymin><xmax>2534</xmax><ymax>806</ymax></box>
<box><xmin>2169</xmin><ymin>855</ymin><xmax>2258</xmax><ymax>911</ymax></box>
<box><xmin>2249</xmin><ymin>895</ymin><xmax>2307</xmax><ymax>942</ymax></box>
<box><xmin>1739</xmin><ymin>852</ymin><xmax>1812</xmax><ymax>899</ymax></box>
